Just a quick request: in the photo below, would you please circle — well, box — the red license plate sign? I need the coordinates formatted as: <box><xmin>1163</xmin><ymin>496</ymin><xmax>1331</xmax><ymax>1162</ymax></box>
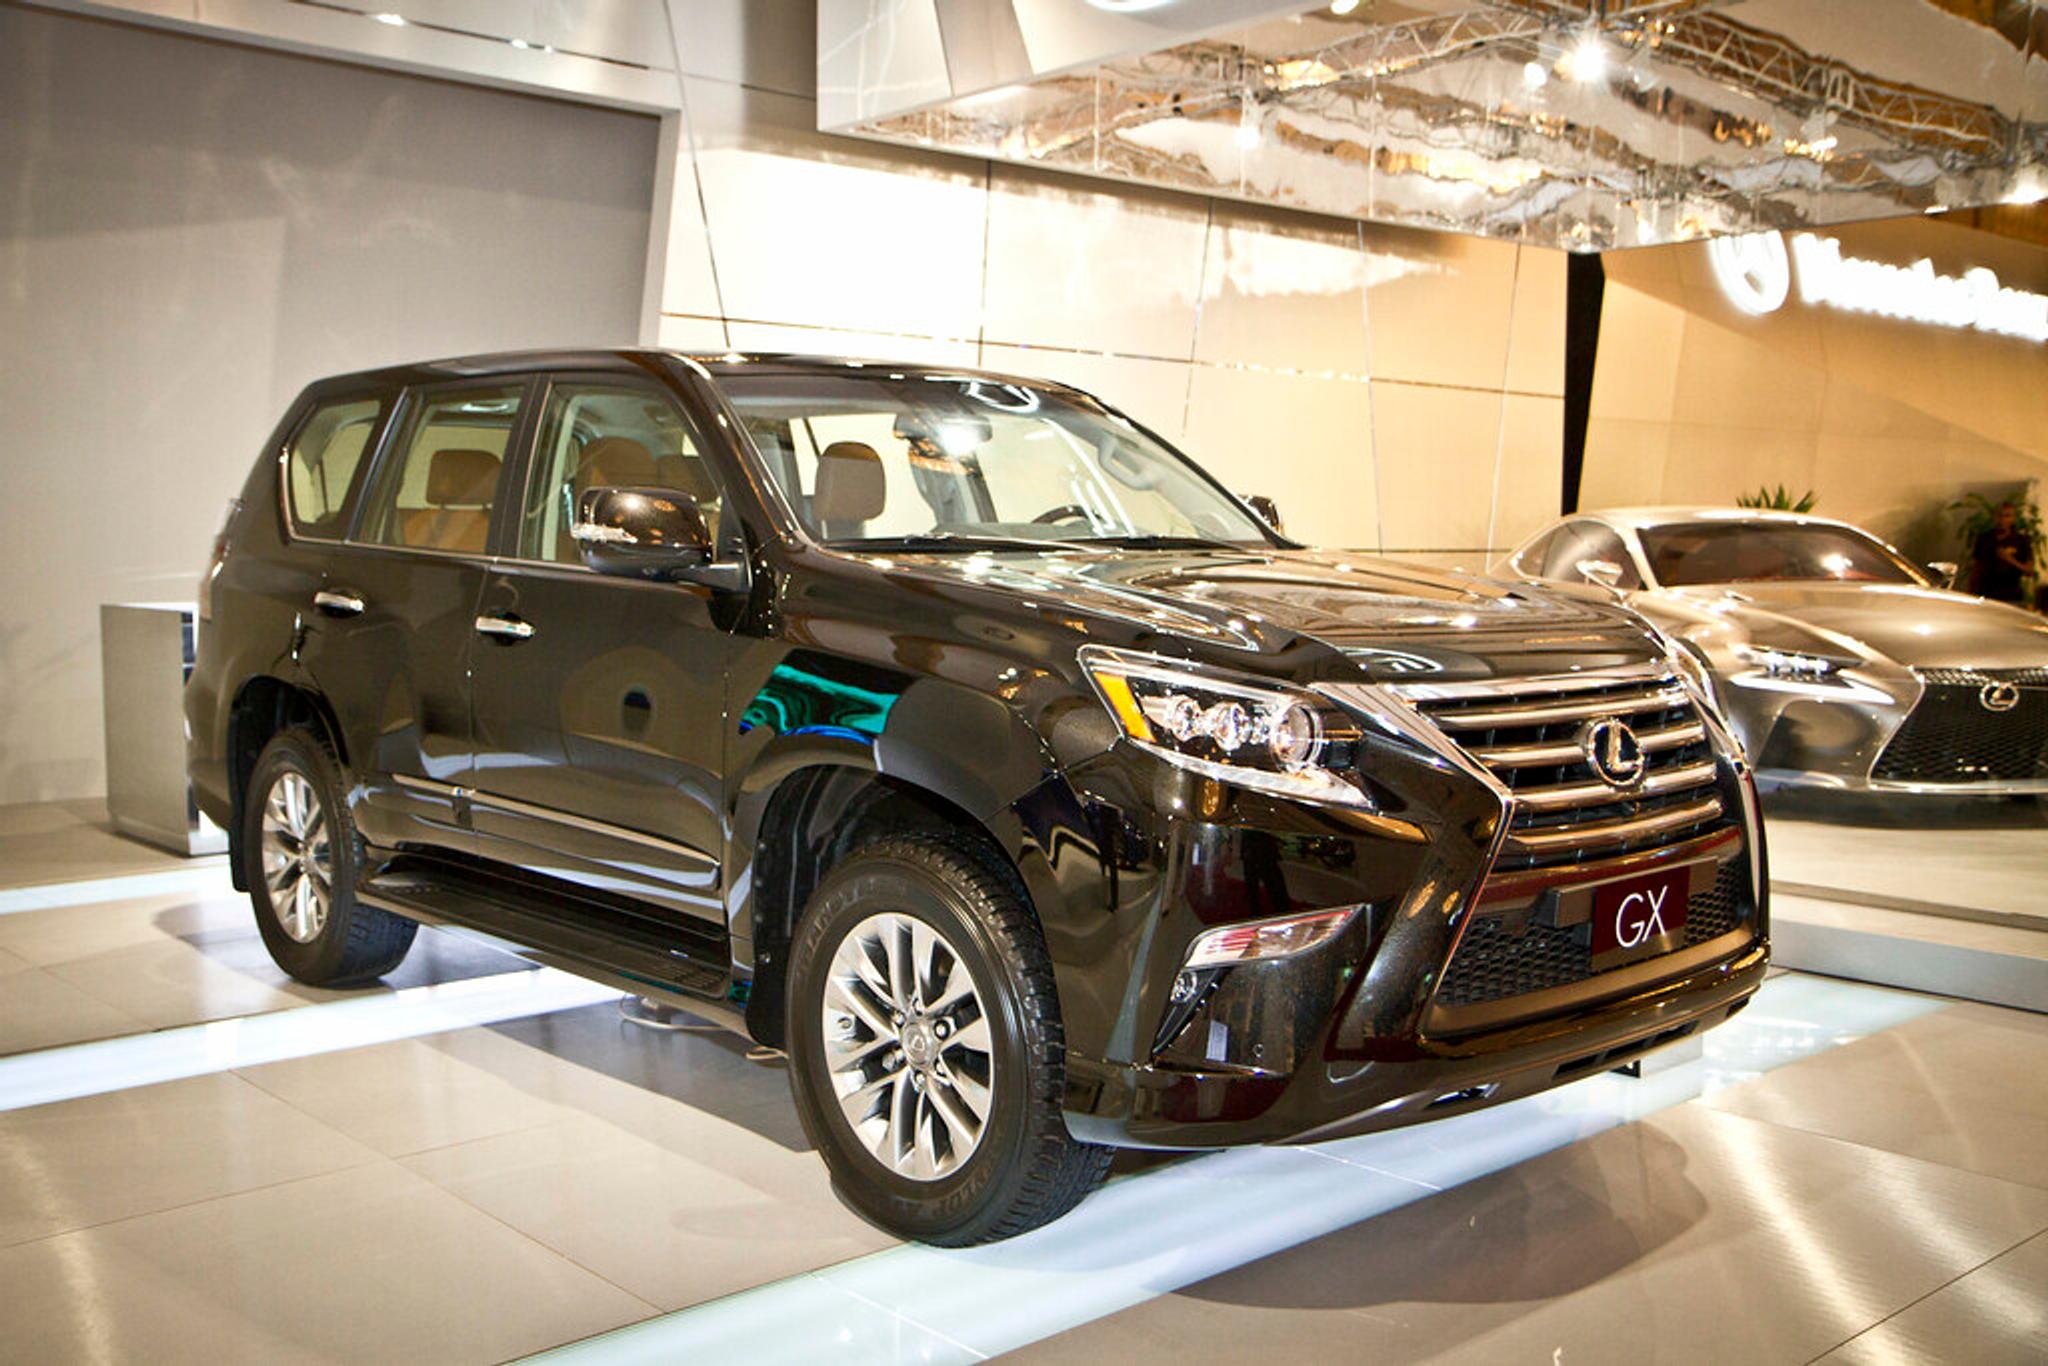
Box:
<box><xmin>1591</xmin><ymin>867</ymin><xmax>1691</xmax><ymax>964</ymax></box>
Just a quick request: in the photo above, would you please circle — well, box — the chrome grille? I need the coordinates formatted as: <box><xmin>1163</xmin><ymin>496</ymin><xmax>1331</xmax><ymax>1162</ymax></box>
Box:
<box><xmin>1396</xmin><ymin>666</ymin><xmax>1730</xmax><ymax>871</ymax></box>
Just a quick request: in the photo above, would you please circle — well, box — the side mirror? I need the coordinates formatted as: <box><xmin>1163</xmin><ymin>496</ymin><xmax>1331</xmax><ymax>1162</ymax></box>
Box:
<box><xmin>1243</xmin><ymin>494</ymin><xmax>1284</xmax><ymax>535</ymax></box>
<box><xmin>574</xmin><ymin>487</ymin><xmax>737</xmax><ymax>587</ymax></box>
<box><xmin>1926</xmin><ymin>560</ymin><xmax>1959</xmax><ymax>590</ymax></box>
<box><xmin>1576</xmin><ymin>558</ymin><xmax>1625</xmax><ymax>592</ymax></box>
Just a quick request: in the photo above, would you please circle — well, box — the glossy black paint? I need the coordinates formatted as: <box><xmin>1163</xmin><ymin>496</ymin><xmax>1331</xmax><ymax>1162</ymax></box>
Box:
<box><xmin>188</xmin><ymin>348</ymin><xmax>1768</xmax><ymax>1151</ymax></box>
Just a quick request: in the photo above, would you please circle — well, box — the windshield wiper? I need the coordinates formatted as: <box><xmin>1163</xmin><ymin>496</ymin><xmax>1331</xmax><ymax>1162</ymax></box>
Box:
<box><xmin>1074</xmin><ymin>534</ymin><xmax>1248</xmax><ymax>551</ymax></box>
<box><xmin>824</xmin><ymin>532</ymin><xmax>1058</xmax><ymax>554</ymax></box>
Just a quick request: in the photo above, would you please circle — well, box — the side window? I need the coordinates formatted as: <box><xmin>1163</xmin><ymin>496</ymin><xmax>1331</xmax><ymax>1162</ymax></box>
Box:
<box><xmin>1579</xmin><ymin>527</ymin><xmax>1642</xmax><ymax>588</ymax></box>
<box><xmin>1541</xmin><ymin>521</ymin><xmax>1641</xmax><ymax>588</ymax></box>
<box><xmin>357</xmin><ymin>385</ymin><xmax>523</xmax><ymax>554</ymax></box>
<box><xmin>284</xmin><ymin>396</ymin><xmax>385</xmax><ymax>538</ymax></box>
<box><xmin>518</xmin><ymin>382</ymin><xmax>723</xmax><ymax>564</ymax></box>
<box><xmin>1510</xmin><ymin>527</ymin><xmax>1557</xmax><ymax>577</ymax></box>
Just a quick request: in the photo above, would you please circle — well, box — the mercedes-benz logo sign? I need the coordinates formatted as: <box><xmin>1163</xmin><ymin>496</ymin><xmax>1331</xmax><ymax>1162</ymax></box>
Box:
<box><xmin>1980</xmin><ymin>681</ymin><xmax>2021</xmax><ymax>713</ymax></box>
<box><xmin>1707</xmin><ymin>231</ymin><xmax>1792</xmax><ymax>316</ymax></box>
<box><xmin>1581</xmin><ymin>717</ymin><xmax>1649</xmax><ymax>789</ymax></box>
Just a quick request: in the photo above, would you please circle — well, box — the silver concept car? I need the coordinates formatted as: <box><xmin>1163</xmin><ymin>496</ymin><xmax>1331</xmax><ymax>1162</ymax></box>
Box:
<box><xmin>1502</xmin><ymin>508</ymin><xmax>2048</xmax><ymax>795</ymax></box>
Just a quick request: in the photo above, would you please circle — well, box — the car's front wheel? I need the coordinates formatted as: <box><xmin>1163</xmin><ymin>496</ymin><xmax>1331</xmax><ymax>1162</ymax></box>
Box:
<box><xmin>243</xmin><ymin>728</ymin><xmax>417</xmax><ymax>986</ymax></box>
<box><xmin>786</xmin><ymin>831</ymin><xmax>1113</xmax><ymax>1244</ymax></box>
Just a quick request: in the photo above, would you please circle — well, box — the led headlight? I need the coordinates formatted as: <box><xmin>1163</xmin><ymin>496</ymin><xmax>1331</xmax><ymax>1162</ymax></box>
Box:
<box><xmin>1730</xmin><ymin>645</ymin><xmax>1891</xmax><ymax>702</ymax></box>
<box><xmin>1079</xmin><ymin>646</ymin><xmax>1372</xmax><ymax>808</ymax></box>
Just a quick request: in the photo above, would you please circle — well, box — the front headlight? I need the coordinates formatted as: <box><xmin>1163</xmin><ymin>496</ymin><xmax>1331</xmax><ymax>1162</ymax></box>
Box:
<box><xmin>1730</xmin><ymin>645</ymin><xmax>1892</xmax><ymax>702</ymax></box>
<box><xmin>1078</xmin><ymin>646</ymin><xmax>1372</xmax><ymax>808</ymax></box>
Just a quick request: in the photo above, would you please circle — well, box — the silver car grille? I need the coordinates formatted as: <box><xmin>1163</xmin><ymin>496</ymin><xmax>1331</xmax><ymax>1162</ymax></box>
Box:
<box><xmin>1911</xmin><ymin>665</ymin><xmax>2048</xmax><ymax>688</ymax></box>
<box><xmin>1393</xmin><ymin>665</ymin><xmax>1729</xmax><ymax>871</ymax></box>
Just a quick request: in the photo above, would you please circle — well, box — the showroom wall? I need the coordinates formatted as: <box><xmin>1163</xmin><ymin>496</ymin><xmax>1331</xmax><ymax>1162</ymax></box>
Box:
<box><xmin>1583</xmin><ymin>215</ymin><xmax>2048</xmax><ymax>562</ymax></box>
<box><xmin>647</xmin><ymin>2</ymin><xmax>1566</xmax><ymax>567</ymax></box>
<box><xmin>0</xmin><ymin>6</ymin><xmax>659</xmax><ymax>804</ymax></box>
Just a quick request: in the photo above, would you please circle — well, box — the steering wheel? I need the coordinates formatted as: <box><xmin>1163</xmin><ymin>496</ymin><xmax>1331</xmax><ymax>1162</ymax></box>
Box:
<box><xmin>1031</xmin><ymin>505</ymin><xmax>1090</xmax><ymax>526</ymax></box>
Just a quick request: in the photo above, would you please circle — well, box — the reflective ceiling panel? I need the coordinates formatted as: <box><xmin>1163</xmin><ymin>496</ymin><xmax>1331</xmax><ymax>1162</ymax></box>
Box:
<box><xmin>817</xmin><ymin>0</ymin><xmax>2048</xmax><ymax>250</ymax></box>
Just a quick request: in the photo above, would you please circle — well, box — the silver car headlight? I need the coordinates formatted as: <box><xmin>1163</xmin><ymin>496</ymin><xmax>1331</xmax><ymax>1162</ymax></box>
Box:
<box><xmin>1078</xmin><ymin>646</ymin><xmax>1373</xmax><ymax>808</ymax></box>
<box><xmin>1730</xmin><ymin>645</ymin><xmax>1893</xmax><ymax>703</ymax></box>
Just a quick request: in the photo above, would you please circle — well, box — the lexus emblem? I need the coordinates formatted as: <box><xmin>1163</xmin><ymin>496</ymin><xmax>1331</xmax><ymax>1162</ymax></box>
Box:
<box><xmin>1707</xmin><ymin>231</ymin><xmax>1791</xmax><ymax>316</ymax></box>
<box><xmin>1581</xmin><ymin>717</ymin><xmax>1648</xmax><ymax>789</ymax></box>
<box><xmin>1980</xmin><ymin>681</ymin><xmax>2021</xmax><ymax>713</ymax></box>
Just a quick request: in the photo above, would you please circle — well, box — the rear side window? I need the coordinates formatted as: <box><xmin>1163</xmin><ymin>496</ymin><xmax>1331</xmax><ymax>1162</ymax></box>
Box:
<box><xmin>356</xmin><ymin>385</ymin><xmax>524</xmax><ymax>555</ymax></box>
<box><xmin>284</xmin><ymin>396</ymin><xmax>385</xmax><ymax>538</ymax></box>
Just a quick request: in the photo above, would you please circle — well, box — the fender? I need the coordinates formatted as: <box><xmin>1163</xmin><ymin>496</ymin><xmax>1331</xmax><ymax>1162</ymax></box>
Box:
<box><xmin>722</xmin><ymin>648</ymin><xmax>1118</xmax><ymax>1047</ymax></box>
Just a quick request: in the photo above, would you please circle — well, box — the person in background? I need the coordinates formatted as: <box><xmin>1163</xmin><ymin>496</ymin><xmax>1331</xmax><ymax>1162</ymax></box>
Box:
<box><xmin>1971</xmin><ymin>501</ymin><xmax>2035</xmax><ymax>605</ymax></box>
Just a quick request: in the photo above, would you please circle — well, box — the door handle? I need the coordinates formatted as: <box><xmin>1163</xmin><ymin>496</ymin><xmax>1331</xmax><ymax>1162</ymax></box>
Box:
<box><xmin>312</xmin><ymin>589</ymin><xmax>365</xmax><ymax>617</ymax></box>
<box><xmin>474</xmin><ymin>614</ymin><xmax>536</xmax><ymax>641</ymax></box>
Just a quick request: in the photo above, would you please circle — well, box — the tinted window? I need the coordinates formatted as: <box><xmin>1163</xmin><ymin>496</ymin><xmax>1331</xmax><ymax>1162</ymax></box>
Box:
<box><xmin>284</xmin><ymin>396</ymin><xmax>384</xmax><ymax>537</ymax></box>
<box><xmin>357</xmin><ymin>385</ymin><xmax>523</xmax><ymax>554</ymax></box>
<box><xmin>1511</xmin><ymin>527</ymin><xmax>1557</xmax><ymax>576</ymax></box>
<box><xmin>722</xmin><ymin>374</ymin><xmax>1270</xmax><ymax>547</ymax></box>
<box><xmin>1640</xmin><ymin>522</ymin><xmax>1918</xmax><ymax>587</ymax></box>
<box><xmin>1539</xmin><ymin>521</ymin><xmax>1641</xmax><ymax>588</ymax></box>
<box><xmin>518</xmin><ymin>382</ymin><xmax>721</xmax><ymax>564</ymax></box>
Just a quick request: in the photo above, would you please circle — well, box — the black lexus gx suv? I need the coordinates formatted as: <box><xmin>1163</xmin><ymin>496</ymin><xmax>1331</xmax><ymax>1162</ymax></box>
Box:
<box><xmin>188</xmin><ymin>349</ymin><xmax>1768</xmax><ymax>1244</ymax></box>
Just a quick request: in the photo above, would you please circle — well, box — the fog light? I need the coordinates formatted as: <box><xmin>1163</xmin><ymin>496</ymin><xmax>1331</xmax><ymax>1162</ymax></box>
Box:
<box><xmin>1184</xmin><ymin>905</ymin><xmax>1359</xmax><ymax>970</ymax></box>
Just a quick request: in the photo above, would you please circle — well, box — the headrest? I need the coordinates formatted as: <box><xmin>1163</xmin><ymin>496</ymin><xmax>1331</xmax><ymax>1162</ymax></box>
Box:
<box><xmin>813</xmin><ymin>441</ymin><xmax>885</xmax><ymax>525</ymax></box>
<box><xmin>425</xmin><ymin>448</ymin><xmax>500</xmax><ymax>507</ymax></box>
<box><xmin>655</xmin><ymin>453</ymin><xmax>718</xmax><ymax>504</ymax></box>
<box><xmin>577</xmin><ymin>436</ymin><xmax>657</xmax><ymax>491</ymax></box>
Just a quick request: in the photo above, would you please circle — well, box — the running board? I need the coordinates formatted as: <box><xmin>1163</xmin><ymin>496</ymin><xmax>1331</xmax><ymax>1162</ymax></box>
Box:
<box><xmin>358</xmin><ymin>860</ymin><xmax>735</xmax><ymax>1011</ymax></box>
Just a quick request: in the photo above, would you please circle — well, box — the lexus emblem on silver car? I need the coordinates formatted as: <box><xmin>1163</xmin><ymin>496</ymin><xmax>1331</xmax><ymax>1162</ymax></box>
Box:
<box><xmin>1980</xmin><ymin>681</ymin><xmax>2021</xmax><ymax>713</ymax></box>
<box><xmin>1581</xmin><ymin>717</ymin><xmax>1648</xmax><ymax>789</ymax></box>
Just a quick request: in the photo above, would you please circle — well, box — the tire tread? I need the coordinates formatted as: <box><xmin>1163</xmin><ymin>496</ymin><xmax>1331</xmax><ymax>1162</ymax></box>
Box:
<box><xmin>841</xmin><ymin>828</ymin><xmax>1113</xmax><ymax>1244</ymax></box>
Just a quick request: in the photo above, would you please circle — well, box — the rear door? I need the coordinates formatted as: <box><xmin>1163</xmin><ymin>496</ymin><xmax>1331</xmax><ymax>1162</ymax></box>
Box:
<box><xmin>298</xmin><ymin>380</ymin><xmax>534</xmax><ymax>853</ymax></box>
<box><xmin>465</xmin><ymin>373</ymin><xmax>739</xmax><ymax>929</ymax></box>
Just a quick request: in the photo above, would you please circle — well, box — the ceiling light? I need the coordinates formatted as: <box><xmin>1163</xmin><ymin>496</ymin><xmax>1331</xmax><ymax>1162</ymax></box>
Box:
<box><xmin>1330</xmin><ymin>0</ymin><xmax>1361</xmax><ymax>13</ymax></box>
<box><xmin>371</xmin><ymin>11</ymin><xmax>405</xmax><ymax>25</ymax></box>
<box><xmin>1235</xmin><ymin>95</ymin><xmax>1263</xmax><ymax>149</ymax></box>
<box><xmin>1522</xmin><ymin>59</ymin><xmax>1547</xmax><ymax>90</ymax></box>
<box><xmin>1566</xmin><ymin>33</ymin><xmax>1607</xmax><ymax>83</ymax></box>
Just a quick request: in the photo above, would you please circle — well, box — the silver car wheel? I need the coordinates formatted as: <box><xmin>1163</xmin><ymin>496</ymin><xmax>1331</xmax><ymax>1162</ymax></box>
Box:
<box><xmin>259</xmin><ymin>769</ymin><xmax>331</xmax><ymax>944</ymax></box>
<box><xmin>822</xmin><ymin>911</ymin><xmax>995</xmax><ymax>1182</ymax></box>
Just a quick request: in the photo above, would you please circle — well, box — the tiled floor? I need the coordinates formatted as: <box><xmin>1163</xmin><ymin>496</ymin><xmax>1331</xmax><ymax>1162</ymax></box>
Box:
<box><xmin>0</xmin><ymin>800</ymin><xmax>2042</xmax><ymax>1365</ymax></box>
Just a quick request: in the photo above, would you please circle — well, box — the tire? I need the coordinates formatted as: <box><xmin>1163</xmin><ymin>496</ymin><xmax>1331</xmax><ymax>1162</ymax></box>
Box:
<box><xmin>785</xmin><ymin>830</ymin><xmax>1114</xmax><ymax>1245</ymax></box>
<box><xmin>242</xmin><ymin>727</ymin><xmax>416</xmax><ymax>986</ymax></box>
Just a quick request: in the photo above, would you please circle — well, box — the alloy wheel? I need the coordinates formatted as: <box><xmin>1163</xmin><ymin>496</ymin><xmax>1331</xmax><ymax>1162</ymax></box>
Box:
<box><xmin>822</xmin><ymin>911</ymin><xmax>995</xmax><ymax>1181</ymax></box>
<box><xmin>258</xmin><ymin>769</ymin><xmax>332</xmax><ymax>943</ymax></box>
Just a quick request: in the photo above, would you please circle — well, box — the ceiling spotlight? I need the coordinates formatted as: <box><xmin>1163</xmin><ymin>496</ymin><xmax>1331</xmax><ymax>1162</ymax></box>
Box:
<box><xmin>371</xmin><ymin>10</ymin><xmax>405</xmax><ymax>24</ymax></box>
<box><xmin>1566</xmin><ymin>33</ymin><xmax>1608</xmax><ymax>83</ymax></box>
<box><xmin>2006</xmin><ymin>176</ymin><xmax>2047</xmax><ymax>206</ymax></box>
<box><xmin>1522</xmin><ymin>59</ymin><xmax>1548</xmax><ymax>90</ymax></box>
<box><xmin>1330</xmin><ymin>0</ymin><xmax>1361</xmax><ymax>13</ymax></box>
<box><xmin>1235</xmin><ymin>93</ymin><xmax>1263</xmax><ymax>149</ymax></box>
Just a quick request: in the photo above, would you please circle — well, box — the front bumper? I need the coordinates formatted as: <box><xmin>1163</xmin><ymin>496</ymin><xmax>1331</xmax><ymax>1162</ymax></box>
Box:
<box><xmin>1065</xmin><ymin>936</ymin><xmax>1765</xmax><ymax>1148</ymax></box>
<box><xmin>1054</xmin><ymin>663</ymin><xmax>1768</xmax><ymax>1150</ymax></box>
<box><xmin>1728</xmin><ymin>667</ymin><xmax>2048</xmax><ymax>796</ymax></box>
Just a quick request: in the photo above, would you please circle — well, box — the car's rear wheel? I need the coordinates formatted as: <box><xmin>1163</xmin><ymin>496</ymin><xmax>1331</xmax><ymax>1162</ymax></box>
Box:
<box><xmin>786</xmin><ymin>831</ymin><xmax>1113</xmax><ymax>1244</ymax></box>
<box><xmin>243</xmin><ymin>728</ymin><xmax>416</xmax><ymax>986</ymax></box>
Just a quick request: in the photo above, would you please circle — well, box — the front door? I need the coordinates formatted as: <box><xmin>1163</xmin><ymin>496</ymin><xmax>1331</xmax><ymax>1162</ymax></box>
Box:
<box><xmin>466</xmin><ymin>375</ymin><xmax>738</xmax><ymax>929</ymax></box>
<box><xmin>299</xmin><ymin>380</ymin><xmax>531</xmax><ymax>853</ymax></box>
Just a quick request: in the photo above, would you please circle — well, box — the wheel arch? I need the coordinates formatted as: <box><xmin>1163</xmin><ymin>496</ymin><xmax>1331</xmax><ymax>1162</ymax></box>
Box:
<box><xmin>731</xmin><ymin>754</ymin><xmax>1077</xmax><ymax>1050</ymax></box>
<box><xmin>225</xmin><ymin>675</ymin><xmax>348</xmax><ymax>890</ymax></box>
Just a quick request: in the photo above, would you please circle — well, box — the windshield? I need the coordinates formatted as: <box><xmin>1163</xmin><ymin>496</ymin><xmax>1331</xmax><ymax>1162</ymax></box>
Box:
<box><xmin>1640</xmin><ymin>522</ymin><xmax>1922</xmax><ymax>587</ymax></box>
<box><xmin>718</xmin><ymin>372</ymin><xmax>1274</xmax><ymax>549</ymax></box>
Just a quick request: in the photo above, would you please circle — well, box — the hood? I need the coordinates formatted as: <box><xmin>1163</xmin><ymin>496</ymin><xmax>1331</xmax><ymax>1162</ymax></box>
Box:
<box><xmin>855</xmin><ymin>544</ymin><xmax>1659</xmax><ymax>681</ymax></box>
<box><xmin>1658</xmin><ymin>581</ymin><xmax>2048</xmax><ymax>669</ymax></box>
